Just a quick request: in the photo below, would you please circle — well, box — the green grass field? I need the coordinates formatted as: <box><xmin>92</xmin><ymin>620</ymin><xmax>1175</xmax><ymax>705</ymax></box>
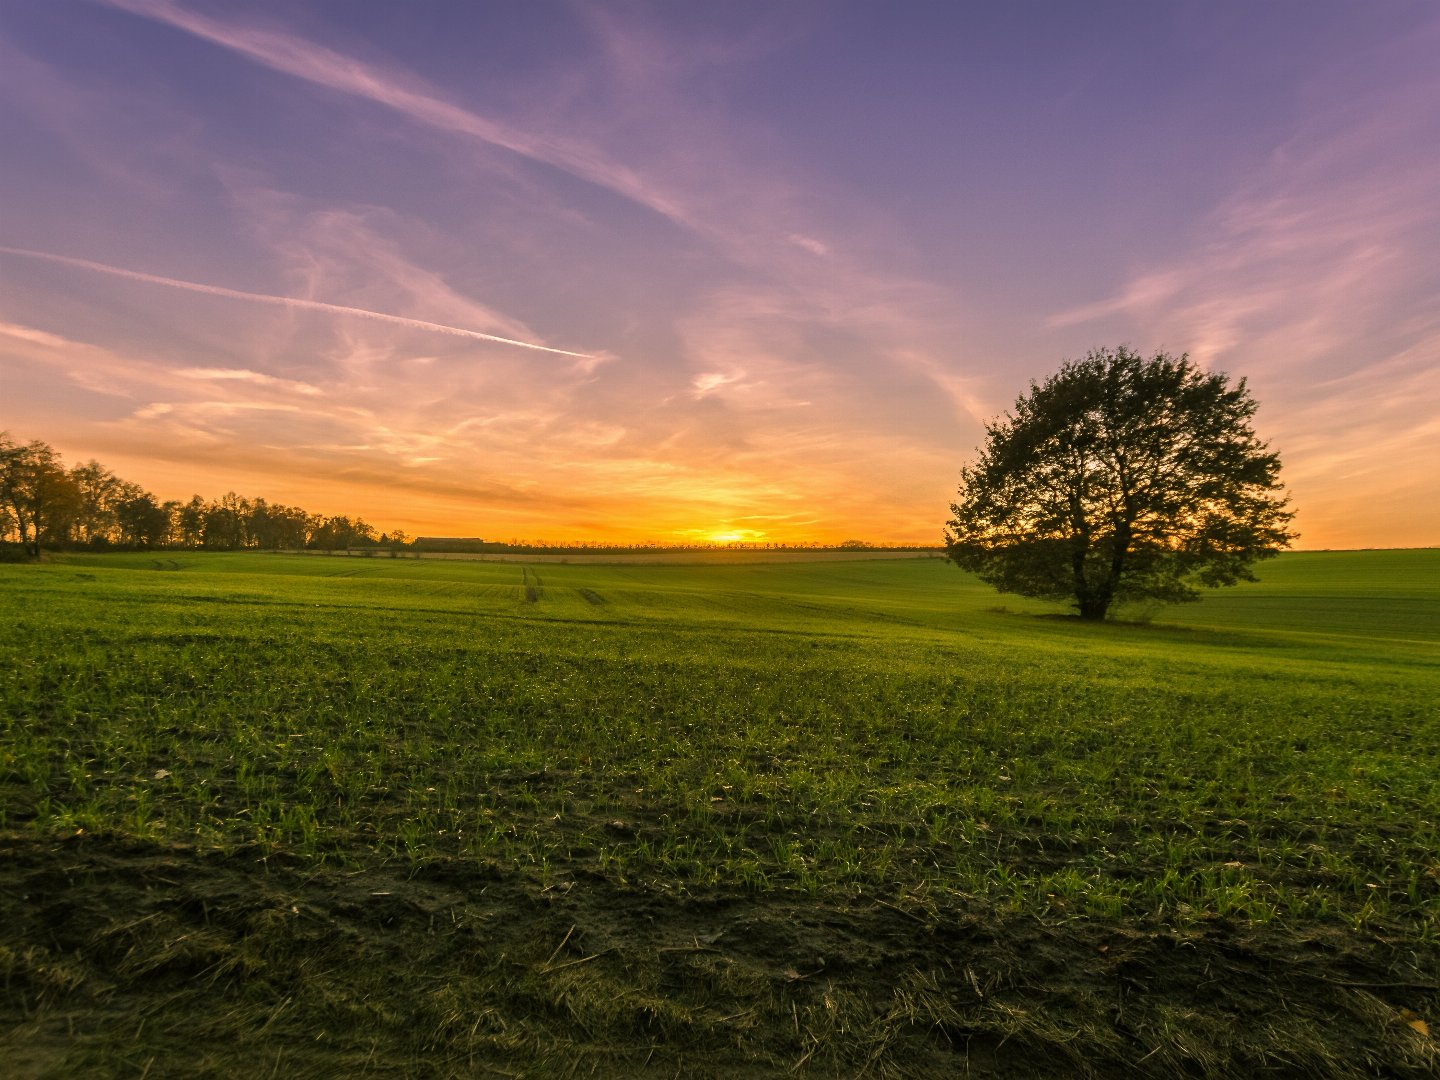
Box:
<box><xmin>2</xmin><ymin>550</ymin><xmax>1437</xmax><ymax>1077</ymax></box>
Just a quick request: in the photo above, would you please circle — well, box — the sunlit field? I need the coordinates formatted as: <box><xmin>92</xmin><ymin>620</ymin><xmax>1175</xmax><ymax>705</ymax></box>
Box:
<box><xmin>3</xmin><ymin>550</ymin><xmax>1437</xmax><ymax>1078</ymax></box>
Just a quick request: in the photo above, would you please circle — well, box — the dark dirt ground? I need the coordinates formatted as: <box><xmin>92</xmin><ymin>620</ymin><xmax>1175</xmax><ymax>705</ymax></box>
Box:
<box><xmin>2</xmin><ymin>834</ymin><xmax>1436</xmax><ymax>1078</ymax></box>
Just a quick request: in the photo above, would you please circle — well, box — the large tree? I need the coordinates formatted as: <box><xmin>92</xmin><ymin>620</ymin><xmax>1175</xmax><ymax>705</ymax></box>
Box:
<box><xmin>944</xmin><ymin>347</ymin><xmax>1295</xmax><ymax>620</ymax></box>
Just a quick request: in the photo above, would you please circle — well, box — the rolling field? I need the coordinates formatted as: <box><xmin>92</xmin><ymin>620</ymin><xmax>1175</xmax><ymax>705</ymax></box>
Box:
<box><xmin>2</xmin><ymin>550</ymin><xmax>1437</xmax><ymax>1077</ymax></box>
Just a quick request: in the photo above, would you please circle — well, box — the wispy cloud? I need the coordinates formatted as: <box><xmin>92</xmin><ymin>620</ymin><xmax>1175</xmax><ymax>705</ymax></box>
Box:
<box><xmin>0</xmin><ymin>320</ymin><xmax>72</xmax><ymax>348</ymax></box>
<box><xmin>178</xmin><ymin>367</ymin><xmax>324</xmax><ymax>396</ymax></box>
<box><xmin>1039</xmin><ymin>39</ymin><xmax>1440</xmax><ymax>545</ymax></box>
<box><xmin>690</xmin><ymin>371</ymin><xmax>743</xmax><ymax>398</ymax></box>
<box><xmin>93</xmin><ymin>3</ymin><xmax>982</xmax><ymax>439</ymax></box>
<box><xmin>98</xmin><ymin>0</ymin><xmax>693</xmax><ymax>228</ymax></box>
<box><xmin>0</xmin><ymin>245</ymin><xmax>594</xmax><ymax>358</ymax></box>
<box><xmin>1045</xmin><ymin>31</ymin><xmax>1440</xmax><ymax>381</ymax></box>
<box><xmin>786</xmin><ymin>233</ymin><xmax>830</xmax><ymax>257</ymax></box>
<box><xmin>134</xmin><ymin>400</ymin><xmax>304</xmax><ymax>419</ymax></box>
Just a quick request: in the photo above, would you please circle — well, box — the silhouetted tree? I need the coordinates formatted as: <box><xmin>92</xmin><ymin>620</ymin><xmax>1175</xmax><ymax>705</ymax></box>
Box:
<box><xmin>1</xmin><ymin>431</ymin><xmax>409</xmax><ymax>556</ymax></box>
<box><xmin>247</xmin><ymin>498</ymin><xmax>305</xmax><ymax>549</ymax></box>
<box><xmin>944</xmin><ymin>347</ymin><xmax>1296</xmax><ymax>620</ymax></box>
<box><xmin>202</xmin><ymin>492</ymin><xmax>252</xmax><ymax>549</ymax></box>
<box><xmin>176</xmin><ymin>496</ymin><xmax>207</xmax><ymax>548</ymax></box>
<box><xmin>309</xmin><ymin>515</ymin><xmax>378</xmax><ymax>551</ymax></box>
<box><xmin>0</xmin><ymin>434</ymin><xmax>79</xmax><ymax>557</ymax></box>
<box><xmin>69</xmin><ymin>459</ymin><xmax>123</xmax><ymax>545</ymax></box>
<box><xmin>115</xmin><ymin>489</ymin><xmax>172</xmax><ymax>548</ymax></box>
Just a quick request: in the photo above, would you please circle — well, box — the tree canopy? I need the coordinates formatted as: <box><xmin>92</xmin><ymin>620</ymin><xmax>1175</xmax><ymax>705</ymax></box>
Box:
<box><xmin>944</xmin><ymin>347</ymin><xmax>1295</xmax><ymax>620</ymax></box>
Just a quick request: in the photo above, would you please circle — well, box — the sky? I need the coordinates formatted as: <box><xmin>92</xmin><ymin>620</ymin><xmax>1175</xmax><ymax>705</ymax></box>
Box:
<box><xmin>2</xmin><ymin>1</ymin><xmax>1437</xmax><ymax>548</ymax></box>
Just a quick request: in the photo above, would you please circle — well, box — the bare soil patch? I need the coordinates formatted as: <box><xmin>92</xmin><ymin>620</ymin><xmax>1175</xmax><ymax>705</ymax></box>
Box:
<box><xmin>3</xmin><ymin>834</ymin><xmax>1435</xmax><ymax>1078</ymax></box>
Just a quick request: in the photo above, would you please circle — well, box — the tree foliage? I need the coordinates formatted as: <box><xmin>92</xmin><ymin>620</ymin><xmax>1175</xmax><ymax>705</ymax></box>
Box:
<box><xmin>0</xmin><ymin>430</ymin><xmax>394</xmax><ymax>556</ymax></box>
<box><xmin>0</xmin><ymin>434</ymin><xmax>78</xmax><ymax>557</ymax></box>
<box><xmin>944</xmin><ymin>347</ymin><xmax>1295</xmax><ymax>620</ymax></box>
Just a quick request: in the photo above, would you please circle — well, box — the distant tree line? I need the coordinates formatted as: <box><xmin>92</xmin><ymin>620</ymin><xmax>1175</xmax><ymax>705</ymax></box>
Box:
<box><xmin>0</xmin><ymin>432</ymin><xmax>406</xmax><ymax>557</ymax></box>
<box><xmin>410</xmin><ymin>538</ymin><xmax>941</xmax><ymax>555</ymax></box>
<box><xmin>2</xmin><ymin>431</ymin><xmax>943</xmax><ymax>560</ymax></box>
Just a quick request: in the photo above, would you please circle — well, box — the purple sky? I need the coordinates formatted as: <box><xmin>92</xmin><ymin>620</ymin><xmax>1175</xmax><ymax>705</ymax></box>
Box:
<box><xmin>2</xmin><ymin>1</ymin><xmax>1437</xmax><ymax>546</ymax></box>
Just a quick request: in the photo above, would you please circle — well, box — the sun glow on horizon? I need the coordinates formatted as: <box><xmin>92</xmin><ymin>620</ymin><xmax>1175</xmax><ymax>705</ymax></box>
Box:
<box><xmin>698</xmin><ymin>528</ymin><xmax>769</xmax><ymax>546</ymax></box>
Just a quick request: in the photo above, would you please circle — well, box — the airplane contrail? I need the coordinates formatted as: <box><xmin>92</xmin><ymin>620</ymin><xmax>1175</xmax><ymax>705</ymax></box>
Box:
<box><xmin>0</xmin><ymin>245</ymin><xmax>594</xmax><ymax>358</ymax></box>
<box><xmin>96</xmin><ymin>0</ymin><xmax>692</xmax><ymax>229</ymax></box>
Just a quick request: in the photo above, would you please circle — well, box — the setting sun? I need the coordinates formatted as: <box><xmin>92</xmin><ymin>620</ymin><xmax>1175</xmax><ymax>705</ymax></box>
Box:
<box><xmin>695</xmin><ymin>528</ymin><xmax>769</xmax><ymax>546</ymax></box>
